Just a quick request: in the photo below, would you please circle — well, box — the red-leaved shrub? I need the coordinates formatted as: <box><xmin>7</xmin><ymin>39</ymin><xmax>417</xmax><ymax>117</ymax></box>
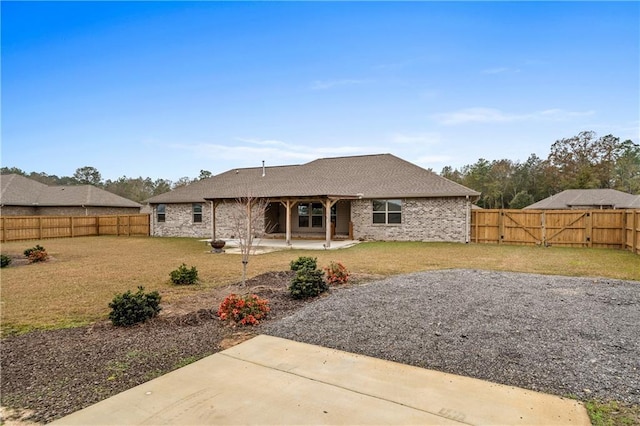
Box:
<box><xmin>217</xmin><ymin>294</ymin><xmax>270</xmax><ymax>326</ymax></box>
<box><xmin>324</xmin><ymin>261</ymin><xmax>349</xmax><ymax>285</ymax></box>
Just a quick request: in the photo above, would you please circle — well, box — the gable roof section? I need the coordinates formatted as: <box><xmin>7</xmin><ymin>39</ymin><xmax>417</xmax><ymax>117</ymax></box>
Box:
<box><xmin>524</xmin><ymin>189</ymin><xmax>640</xmax><ymax>210</ymax></box>
<box><xmin>1</xmin><ymin>174</ymin><xmax>142</xmax><ymax>208</ymax></box>
<box><xmin>146</xmin><ymin>154</ymin><xmax>480</xmax><ymax>203</ymax></box>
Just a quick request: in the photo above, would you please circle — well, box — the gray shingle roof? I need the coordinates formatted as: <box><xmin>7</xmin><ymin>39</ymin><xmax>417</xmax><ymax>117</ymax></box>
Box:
<box><xmin>146</xmin><ymin>154</ymin><xmax>480</xmax><ymax>203</ymax></box>
<box><xmin>524</xmin><ymin>189</ymin><xmax>640</xmax><ymax>210</ymax></box>
<box><xmin>1</xmin><ymin>174</ymin><xmax>142</xmax><ymax>208</ymax></box>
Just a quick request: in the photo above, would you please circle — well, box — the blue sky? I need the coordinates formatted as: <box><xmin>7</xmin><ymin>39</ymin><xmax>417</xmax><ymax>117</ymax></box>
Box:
<box><xmin>2</xmin><ymin>1</ymin><xmax>639</xmax><ymax>182</ymax></box>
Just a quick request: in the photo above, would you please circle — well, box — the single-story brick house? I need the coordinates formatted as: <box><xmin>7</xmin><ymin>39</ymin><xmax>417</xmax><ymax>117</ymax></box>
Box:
<box><xmin>524</xmin><ymin>189</ymin><xmax>640</xmax><ymax>210</ymax></box>
<box><xmin>145</xmin><ymin>154</ymin><xmax>480</xmax><ymax>246</ymax></box>
<box><xmin>0</xmin><ymin>174</ymin><xmax>142</xmax><ymax>216</ymax></box>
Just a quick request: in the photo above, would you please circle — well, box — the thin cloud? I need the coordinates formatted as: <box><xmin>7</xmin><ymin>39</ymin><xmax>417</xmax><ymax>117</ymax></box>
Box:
<box><xmin>310</xmin><ymin>79</ymin><xmax>370</xmax><ymax>90</ymax></box>
<box><xmin>417</xmin><ymin>155</ymin><xmax>452</xmax><ymax>163</ymax></box>
<box><xmin>431</xmin><ymin>107</ymin><xmax>595</xmax><ymax>125</ymax></box>
<box><xmin>373</xmin><ymin>60</ymin><xmax>413</xmax><ymax>70</ymax></box>
<box><xmin>391</xmin><ymin>132</ymin><xmax>441</xmax><ymax>145</ymax></box>
<box><xmin>482</xmin><ymin>67</ymin><xmax>521</xmax><ymax>74</ymax></box>
<box><xmin>170</xmin><ymin>139</ymin><xmax>372</xmax><ymax>166</ymax></box>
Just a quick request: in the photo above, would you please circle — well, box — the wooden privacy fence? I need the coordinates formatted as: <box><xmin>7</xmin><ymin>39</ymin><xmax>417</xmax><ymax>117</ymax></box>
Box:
<box><xmin>471</xmin><ymin>209</ymin><xmax>640</xmax><ymax>254</ymax></box>
<box><xmin>0</xmin><ymin>214</ymin><xmax>150</xmax><ymax>242</ymax></box>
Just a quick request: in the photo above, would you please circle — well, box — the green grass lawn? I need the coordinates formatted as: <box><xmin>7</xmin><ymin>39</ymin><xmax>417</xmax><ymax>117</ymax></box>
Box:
<box><xmin>1</xmin><ymin>236</ymin><xmax>638</xmax><ymax>335</ymax></box>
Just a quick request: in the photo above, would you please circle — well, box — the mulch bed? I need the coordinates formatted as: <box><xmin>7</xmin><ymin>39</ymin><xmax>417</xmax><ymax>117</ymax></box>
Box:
<box><xmin>0</xmin><ymin>270</ymin><xmax>325</xmax><ymax>424</ymax></box>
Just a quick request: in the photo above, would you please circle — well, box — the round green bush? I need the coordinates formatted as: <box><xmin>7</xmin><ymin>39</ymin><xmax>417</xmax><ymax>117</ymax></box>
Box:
<box><xmin>290</xmin><ymin>256</ymin><xmax>318</xmax><ymax>272</ymax></box>
<box><xmin>289</xmin><ymin>269</ymin><xmax>328</xmax><ymax>299</ymax></box>
<box><xmin>1</xmin><ymin>254</ymin><xmax>12</xmax><ymax>268</ymax></box>
<box><xmin>108</xmin><ymin>286</ymin><xmax>161</xmax><ymax>327</ymax></box>
<box><xmin>170</xmin><ymin>263</ymin><xmax>199</xmax><ymax>285</ymax></box>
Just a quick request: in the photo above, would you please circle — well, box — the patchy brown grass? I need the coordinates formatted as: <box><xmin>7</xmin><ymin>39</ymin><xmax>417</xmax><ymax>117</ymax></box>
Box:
<box><xmin>1</xmin><ymin>237</ymin><xmax>638</xmax><ymax>335</ymax></box>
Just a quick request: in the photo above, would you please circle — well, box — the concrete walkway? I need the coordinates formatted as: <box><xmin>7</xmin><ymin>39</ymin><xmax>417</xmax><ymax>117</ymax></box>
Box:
<box><xmin>52</xmin><ymin>335</ymin><xmax>590</xmax><ymax>425</ymax></box>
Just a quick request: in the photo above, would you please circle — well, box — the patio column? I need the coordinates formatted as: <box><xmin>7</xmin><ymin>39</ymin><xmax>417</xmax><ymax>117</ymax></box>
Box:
<box><xmin>210</xmin><ymin>200</ymin><xmax>218</xmax><ymax>241</ymax></box>
<box><xmin>323</xmin><ymin>199</ymin><xmax>338</xmax><ymax>249</ymax></box>
<box><xmin>280</xmin><ymin>199</ymin><xmax>293</xmax><ymax>246</ymax></box>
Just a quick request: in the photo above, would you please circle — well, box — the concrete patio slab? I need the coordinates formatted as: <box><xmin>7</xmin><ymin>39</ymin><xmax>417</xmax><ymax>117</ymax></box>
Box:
<box><xmin>217</xmin><ymin>239</ymin><xmax>360</xmax><ymax>254</ymax></box>
<box><xmin>52</xmin><ymin>335</ymin><xmax>590</xmax><ymax>425</ymax></box>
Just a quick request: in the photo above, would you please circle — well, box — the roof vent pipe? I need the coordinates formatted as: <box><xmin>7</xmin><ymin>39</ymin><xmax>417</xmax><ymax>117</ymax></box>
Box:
<box><xmin>262</xmin><ymin>160</ymin><xmax>266</xmax><ymax>177</ymax></box>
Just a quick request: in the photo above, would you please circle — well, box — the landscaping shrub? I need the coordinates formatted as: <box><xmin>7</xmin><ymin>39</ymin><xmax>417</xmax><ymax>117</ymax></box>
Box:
<box><xmin>289</xmin><ymin>268</ymin><xmax>328</xmax><ymax>299</ymax></box>
<box><xmin>290</xmin><ymin>256</ymin><xmax>317</xmax><ymax>271</ymax></box>
<box><xmin>170</xmin><ymin>263</ymin><xmax>199</xmax><ymax>285</ymax></box>
<box><xmin>325</xmin><ymin>261</ymin><xmax>349</xmax><ymax>285</ymax></box>
<box><xmin>24</xmin><ymin>245</ymin><xmax>48</xmax><ymax>263</ymax></box>
<box><xmin>217</xmin><ymin>293</ymin><xmax>270</xmax><ymax>326</ymax></box>
<box><xmin>1</xmin><ymin>254</ymin><xmax>12</xmax><ymax>268</ymax></box>
<box><xmin>108</xmin><ymin>286</ymin><xmax>161</xmax><ymax>327</ymax></box>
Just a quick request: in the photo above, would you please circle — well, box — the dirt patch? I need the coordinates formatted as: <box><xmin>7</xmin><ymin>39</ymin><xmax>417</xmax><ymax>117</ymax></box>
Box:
<box><xmin>1</xmin><ymin>270</ymin><xmax>376</xmax><ymax>424</ymax></box>
<box><xmin>0</xmin><ymin>270</ymin><xmax>334</xmax><ymax>424</ymax></box>
<box><xmin>1</xmin><ymin>252</ymin><xmax>58</xmax><ymax>269</ymax></box>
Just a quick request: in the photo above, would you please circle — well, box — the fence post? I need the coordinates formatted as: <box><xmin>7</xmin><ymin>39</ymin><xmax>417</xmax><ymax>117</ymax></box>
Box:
<box><xmin>498</xmin><ymin>210</ymin><xmax>504</xmax><ymax>244</ymax></box>
<box><xmin>631</xmin><ymin>210</ymin><xmax>640</xmax><ymax>254</ymax></box>
<box><xmin>474</xmin><ymin>210</ymin><xmax>479</xmax><ymax>243</ymax></box>
<box><xmin>39</xmin><ymin>217</ymin><xmax>43</xmax><ymax>240</ymax></box>
<box><xmin>1</xmin><ymin>217</ymin><xmax>4</xmax><ymax>243</ymax></box>
<box><xmin>586</xmin><ymin>211</ymin><xmax>593</xmax><ymax>248</ymax></box>
<box><xmin>70</xmin><ymin>217</ymin><xmax>75</xmax><ymax>238</ymax></box>
<box><xmin>541</xmin><ymin>211</ymin><xmax>546</xmax><ymax>246</ymax></box>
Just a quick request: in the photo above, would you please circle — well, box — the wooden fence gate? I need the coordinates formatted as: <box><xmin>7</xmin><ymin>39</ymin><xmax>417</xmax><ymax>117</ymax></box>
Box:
<box><xmin>471</xmin><ymin>209</ymin><xmax>639</xmax><ymax>254</ymax></box>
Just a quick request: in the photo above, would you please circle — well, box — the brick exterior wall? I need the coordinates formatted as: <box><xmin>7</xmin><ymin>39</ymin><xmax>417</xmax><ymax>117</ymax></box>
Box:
<box><xmin>152</xmin><ymin>197</ymin><xmax>470</xmax><ymax>243</ymax></box>
<box><xmin>213</xmin><ymin>202</ymin><xmax>266</xmax><ymax>240</ymax></box>
<box><xmin>0</xmin><ymin>206</ymin><xmax>38</xmax><ymax>216</ymax></box>
<box><xmin>151</xmin><ymin>203</ymin><xmax>212</xmax><ymax>238</ymax></box>
<box><xmin>151</xmin><ymin>201</ymin><xmax>268</xmax><ymax>239</ymax></box>
<box><xmin>351</xmin><ymin>197</ymin><xmax>470</xmax><ymax>242</ymax></box>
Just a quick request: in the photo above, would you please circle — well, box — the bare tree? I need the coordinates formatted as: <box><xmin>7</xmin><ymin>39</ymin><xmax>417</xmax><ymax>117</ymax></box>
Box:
<box><xmin>229</xmin><ymin>196</ymin><xmax>271</xmax><ymax>285</ymax></box>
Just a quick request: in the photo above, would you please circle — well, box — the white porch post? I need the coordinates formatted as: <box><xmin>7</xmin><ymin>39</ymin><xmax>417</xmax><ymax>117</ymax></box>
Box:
<box><xmin>211</xmin><ymin>201</ymin><xmax>219</xmax><ymax>241</ymax></box>
<box><xmin>280</xmin><ymin>200</ymin><xmax>293</xmax><ymax>246</ymax></box>
<box><xmin>323</xmin><ymin>199</ymin><xmax>338</xmax><ymax>249</ymax></box>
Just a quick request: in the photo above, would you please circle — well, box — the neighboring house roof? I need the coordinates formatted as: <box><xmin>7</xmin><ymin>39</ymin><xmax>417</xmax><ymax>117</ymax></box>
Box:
<box><xmin>524</xmin><ymin>189</ymin><xmax>640</xmax><ymax>210</ymax></box>
<box><xmin>146</xmin><ymin>154</ymin><xmax>480</xmax><ymax>203</ymax></box>
<box><xmin>0</xmin><ymin>174</ymin><xmax>142</xmax><ymax>208</ymax></box>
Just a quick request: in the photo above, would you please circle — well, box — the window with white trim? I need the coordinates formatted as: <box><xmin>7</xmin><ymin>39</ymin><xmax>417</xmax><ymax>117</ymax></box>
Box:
<box><xmin>372</xmin><ymin>199</ymin><xmax>402</xmax><ymax>224</ymax></box>
<box><xmin>157</xmin><ymin>204</ymin><xmax>166</xmax><ymax>223</ymax></box>
<box><xmin>192</xmin><ymin>203</ymin><xmax>203</xmax><ymax>223</ymax></box>
<box><xmin>298</xmin><ymin>202</ymin><xmax>324</xmax><ymax>228</ymax></box>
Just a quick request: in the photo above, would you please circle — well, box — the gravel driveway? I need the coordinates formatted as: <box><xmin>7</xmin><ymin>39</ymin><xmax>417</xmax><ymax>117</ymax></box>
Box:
<box><xmin>265</xmin><ymin>269</ymin><xmax>640</xmax><ymax>404</ymax></box>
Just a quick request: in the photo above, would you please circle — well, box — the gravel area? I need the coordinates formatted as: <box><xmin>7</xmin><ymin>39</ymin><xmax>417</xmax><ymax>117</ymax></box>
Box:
<box><xmin>265</xmin><ymin>269</ymin><xmax>640</xmax><ymax>405</ymax></box>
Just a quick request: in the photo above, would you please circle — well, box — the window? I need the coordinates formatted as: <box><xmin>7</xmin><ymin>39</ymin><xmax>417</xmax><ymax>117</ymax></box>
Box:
<box><xmin>373</xmin><ymin>199</ymin><xmax>402</xmax><ymax>224</ymax></box>
<box><xmin>193</xmin><ymin>203</ymin><xmax>203</xmax><ymax>223</ymax></box>
<box><xmin>157</xmin><ymin>204</ymin><xmax>166</xmax><ymax>223</ymax></box>
<box><xmin>298</xmin><ymin>204</ymin><xmax>309</xmax><ymax>227</ymax></box>
<box><xmin>298</xmin><ymin>202</ymin><xmax>324</xmax><ymax>228</ymax></box>
<box><xmin>311</xmin><ymin>203</ymin><xmax>323</xmax><ymax>228</ymax></box>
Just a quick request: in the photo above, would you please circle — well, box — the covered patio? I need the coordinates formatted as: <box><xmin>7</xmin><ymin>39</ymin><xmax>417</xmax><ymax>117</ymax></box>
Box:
<box><xmin>207</xmin><ymin>195</ymin><xmax>357</xmax><ymax>249</ymax></box>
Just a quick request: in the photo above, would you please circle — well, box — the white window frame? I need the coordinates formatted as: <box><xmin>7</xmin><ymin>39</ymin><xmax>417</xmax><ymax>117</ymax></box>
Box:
<box><xmin>192</xmin><ymin>203</ymin><xmax>203</xmax><ymax>223</ymax></box>
<box><xmin>372</xmin><ymin>199</ymin><xmax>402</xmax><ymax>224</ymax></box>
<box><xmin>157</xmin><ymin>204</ymin><xmax>166</xmax><ymax>223</ymax></box>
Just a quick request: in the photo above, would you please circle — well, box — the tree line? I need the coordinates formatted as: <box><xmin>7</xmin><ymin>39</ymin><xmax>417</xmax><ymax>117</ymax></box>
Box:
<box><xmin>0</xmin><ymin>166</ymin><xmax>213</xmax><ymax>203</ymax></box>
<box><xmin>441</xmin><ymin>131</ymin><xmax>639</xmax><ymax>209</ymax></box>
<box><xmin>3</xmin><ymin>130</ymin><xmax>639</xmax><ymax>207</ymax></box>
